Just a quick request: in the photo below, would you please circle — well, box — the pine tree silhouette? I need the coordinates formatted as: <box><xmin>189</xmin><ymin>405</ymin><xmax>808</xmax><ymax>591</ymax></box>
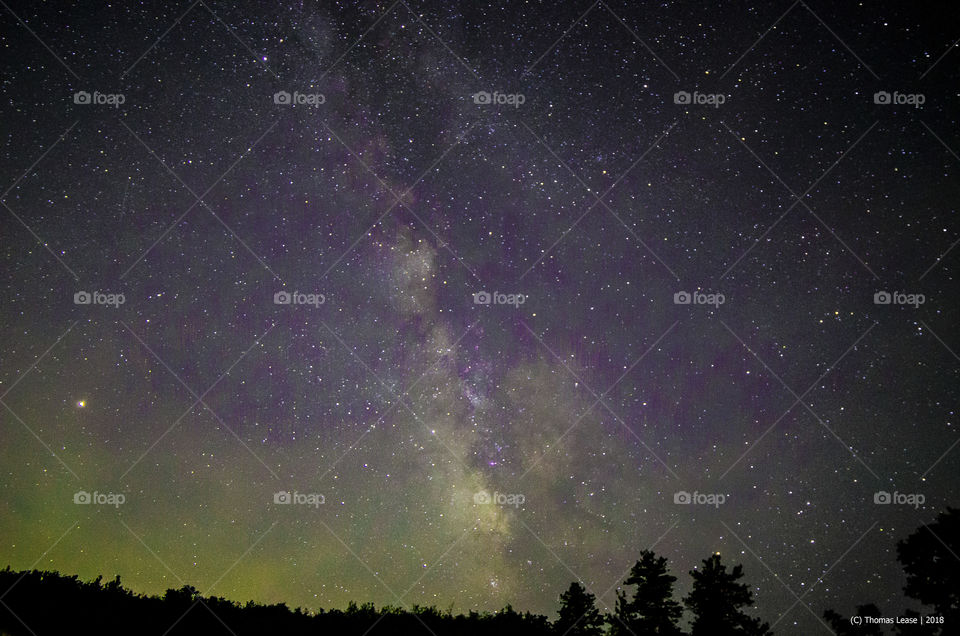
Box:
<box><xmin>684</xmin><ymin>554</ymin><xmax>772</xmax><ymax>636</ymax></box>
<box><xmin>553</xmin><ymin>582</ymin><xmax>604</xmax><ymax>636</ymax></box>
<box><xmin>897</xmin><ymin>506</ymin><xmax>960</xmax><ymax>631</ymax></box>
<box><xmin>609</xmin><ymin>549</ymin><xmax>682</xmax><ymax>635</ymax></box>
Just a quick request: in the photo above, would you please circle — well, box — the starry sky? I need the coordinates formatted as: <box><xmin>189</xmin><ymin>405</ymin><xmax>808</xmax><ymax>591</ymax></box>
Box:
<box><xmin>1</xmin><ymin>1</ymin><xmax>959</xmax><ymax>633</ymax></box>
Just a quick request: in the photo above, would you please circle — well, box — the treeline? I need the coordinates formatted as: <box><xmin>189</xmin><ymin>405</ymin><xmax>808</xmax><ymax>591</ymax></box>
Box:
<box><xmin>0</xmin><ymin>551</ymin><xmax>768</xmax><ymax>636</ymax></box>
<box><xmin>0</xmin><ymin>508</ymin><xmax>956</xmax><ymax>635</ymax></box>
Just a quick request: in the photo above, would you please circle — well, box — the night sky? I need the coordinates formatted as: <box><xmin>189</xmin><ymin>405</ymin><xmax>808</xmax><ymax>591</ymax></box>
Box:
<box><xmin>1</xmin><ymin>1</ymin><xmax>959</xmax><ymax>633</ymax></box>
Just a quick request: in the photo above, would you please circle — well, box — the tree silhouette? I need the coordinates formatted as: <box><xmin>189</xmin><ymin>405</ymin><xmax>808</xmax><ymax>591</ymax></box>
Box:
<box><xmin>0</xmin><ymin>566</ymin><xmax>558</xmax><ymax>635</ymax></box>
<box><xmin>897</xmin><ymin>506</ymin><xmax>960</xmax><ymax>630</ymax></box>
<box><xmin>609</xmin><ymin>549</ymin><xmax>682</xmax><ymax>635</ymax></box>
<box><xmin>553</xmin><ymin>582</ymin><xmax>604</xmax><ymax>636</ymax></box>
<box><xmin>684</xmin><ymin>554</ymin><xmax>772</xmax><ymax>636</ymax></box>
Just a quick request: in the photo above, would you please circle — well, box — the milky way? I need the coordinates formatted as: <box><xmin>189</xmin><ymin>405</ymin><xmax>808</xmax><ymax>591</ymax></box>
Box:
<box><xmin>1</xmin><ymin>1</ymin><xmax>959</xmax><ymax>633</ymax></box>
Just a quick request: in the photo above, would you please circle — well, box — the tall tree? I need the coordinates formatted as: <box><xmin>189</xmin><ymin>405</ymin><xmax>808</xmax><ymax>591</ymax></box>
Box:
<box><xmin>610</xmin><ymin>549</ymin><xmax>683</xmax><ymax>635</ymax></box>
<box><xmin>554</xmin><ymin>582</ymin><xmax>605</xmax><ymax>636</ymax></box>
<box><xmin>897</xmin><ymin>507</ymin><xmax>960</xmax><ymax>630</ymax></box>
<box><xmin>684</xmin><ymin>553</ymin><xmax>773</xmax><ymax>636</ymax></box>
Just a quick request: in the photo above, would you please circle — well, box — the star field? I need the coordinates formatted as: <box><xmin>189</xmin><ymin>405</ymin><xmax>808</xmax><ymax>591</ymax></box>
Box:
<box><xmin>1</xmin><ymin>1</ymin><xmax>959</xmax><ymax>634</ymax></box>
